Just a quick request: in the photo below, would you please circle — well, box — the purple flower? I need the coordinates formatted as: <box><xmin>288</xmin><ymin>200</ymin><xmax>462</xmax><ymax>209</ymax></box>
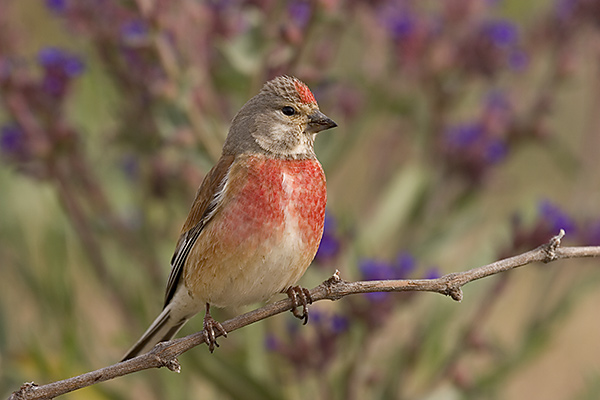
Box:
<box><xmin>38</xmin><ymin>47</ymin><xmax>62</xmax><ymax>66</ymax></box>
<box><xmin>288</xmin><ymin>1</ymin><xmax>312</xmax><ymax>28</ymax></box>
<box><xmin>323</xmin><ymin>212</ymin><xmax>337</xmax><ymax>234</ymax></box>
<box><xmin>508</xmin><ymin>49</ymin><xmax>529</xmax><ymax>71</ymax></box>
<box><xmin>484</xmin><ymin>139</ymin><xmax>508</xmax><ymax>164</ymax></box>
<box><xmin>38</xmin><ymin>47</ymin><xmax>85</xmax><ymax>77</ymax></box>
<box><xmin>64</xmin><ymin>58</ymin><xmax>85</xmax><ymax>77</ymax></box>
<box><xmin>485</xmin><ymin>90</ymin><xmax>511</xmax><ymax>112</ymax></box>
<box><xmin>308</xmin><ymin>309</ymin><xmax>348</xmax><ymax>334</ymax></box>
<box><xmin>45</xmin><ymin>0</ymin><xmax>66</xmax><ymax>14</ymax></box>
<box><xmin>445</xmin><ymin>122</ymin><xmax>485</xmax><ymax>149</ymax></box>
<box><xmin>555</xmin><ymin>0</ymin><xmax>578</xmax><ymax>20</ymax></box>
<box><xmin>359</xmin><ymin>253</ymin><xmax>417</xmax><ymax>283</ymax></box>
<box><xmin>0</xmin><ymin>124</ymin><xmax>24</xmax><ymax>155</ymax></box>
<box><xmin>331</xmin><ymin>314</ymin><xmax>349</xmax><ymax>334</ymax></box>
<box><xmin>359</xmin><ymin>259</ymin><xmax>394</xmax><ymax>281</ymax></box>
<box><xmin>315</xmin><ymin>213</ymin><xmax>341</xmax><ymax>261</ymax></box>
<box><xmin>364</xmin><ymin>291</ymin><xmax>390</xmax><ymax>302</ymax></box>
<box><xmin>582</xmin><ymin>219</ymin><xmax>600</xmax><ymax>246</ymax></box>
<box><xmin>484</xmin><ymin>19</ymin><xmax>519</xmax><ymax>47</ymax></box>
<box><xmin>38</xmin><ymin>47</ymin><xmax>85</xmax><ymax>78</ymax></box>
<box><xmin>310</xmin><ymin>309</ymin><xmax>324</xmax><ymax>325</ymax></box>
<box><xmin>379</xmin><ymin>3</ymin><xmax>417</xmax><ymax>41</ymax></box>
<box><xmin>389</xmin><ymin>14</ymin><xmax>416</xmax><ymax>40</ymax></box>
<box><xmin>264</xmin><ymin>334</ymin><xmax>279</xmax><ymax>351</ymax></box>
<box><xmin>394</xmin><ymin>252</ymin><xmax>416</xmax><ymax>279</ymax></box>
<box><xmin>538</xmin><ymin>200</ymin><xmax>577</xmax><ymax>234</ymax></box>
<box><xmin>121</xmin><ymin>19</ymin><xmax>149</xmax><ymax>43</ymax></box>
<box><xmin>316</xmin><ymin>234</ymin><xmax>340</xmax><ymax>259</ymax></box>
<box><xmin>423</xmin><ymin>267</ymin><xmax>441</xmax><ymax>280</ymax></box>
<box><xmin>37</xmin><ymin>47</ymin><xmax>85</xmax><ymax>97</ymax></box>
<box><xmin>359</xmin><ymin>259</ymin><xmax>396</xmax><ymax>302</ymax></box>
<box><xmin>444</xmin><ymin>121</ymin><xmax>508</xmax><ymax>165</ymax></box>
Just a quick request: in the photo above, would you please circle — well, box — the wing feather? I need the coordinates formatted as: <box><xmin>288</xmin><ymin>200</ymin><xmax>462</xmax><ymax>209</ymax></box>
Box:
<box><xmin>164</xmin><ymin>155</ymin><xmax>235</xmax><ymax>307</ymax></box>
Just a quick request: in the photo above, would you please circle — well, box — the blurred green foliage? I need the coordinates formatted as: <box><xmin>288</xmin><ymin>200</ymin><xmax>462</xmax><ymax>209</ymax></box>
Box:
<box><xmin>2</xmin><ymin>0</ymin><xmax>600</xmax><ymax>399</ymax></box>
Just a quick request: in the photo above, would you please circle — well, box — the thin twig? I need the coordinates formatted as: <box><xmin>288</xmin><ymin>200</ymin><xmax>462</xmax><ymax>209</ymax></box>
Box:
<box><xmin>8</xmin><ymin>230</ymin><xmax>599</xmax><ymax>400</ymax></box>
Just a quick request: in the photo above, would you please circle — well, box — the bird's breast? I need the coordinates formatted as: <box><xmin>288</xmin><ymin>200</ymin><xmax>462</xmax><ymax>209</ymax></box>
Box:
<box><xmin>184</xmin><ymin>154</ymin><xmax>327</xmax><ymax>308</ymax></box>
<box><xmin>229</xmin><ymin>156</ymin><xmax>326</xmax><ymax>244</ymax></box>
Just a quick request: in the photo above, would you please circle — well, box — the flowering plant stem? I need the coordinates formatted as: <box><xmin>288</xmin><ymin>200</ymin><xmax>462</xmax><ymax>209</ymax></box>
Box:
<box><xmin>9</xmin><ymin>230</ymin><xmax>599</xmax><ymax>400</ymax></box>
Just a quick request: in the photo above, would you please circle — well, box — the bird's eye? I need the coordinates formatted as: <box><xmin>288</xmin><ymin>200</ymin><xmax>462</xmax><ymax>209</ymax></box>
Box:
<box><xmin>281</xmin><ymin>106</ymin><xmax>296</xmax><ymax>116</ymax></box>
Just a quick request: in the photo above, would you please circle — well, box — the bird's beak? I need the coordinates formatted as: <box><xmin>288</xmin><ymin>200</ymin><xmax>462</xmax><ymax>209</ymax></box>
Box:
<box><xmin>307</xmin><ymin>110</ymin><xmax>337</xmax><ymax>134</ymax></box>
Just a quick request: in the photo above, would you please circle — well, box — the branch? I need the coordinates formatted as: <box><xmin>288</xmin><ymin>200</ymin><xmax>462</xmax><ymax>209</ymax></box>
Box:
<box><xmin>9</xmin><ymin>230</ymin><xmax>600</xmax><ymax>400</ymax></box>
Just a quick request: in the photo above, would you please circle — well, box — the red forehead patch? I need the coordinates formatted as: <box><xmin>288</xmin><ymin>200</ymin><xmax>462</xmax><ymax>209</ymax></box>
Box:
<box><xmin>294</xmin><ymin>80</ymin><xmax>317</xmax><ymax>105</ymax></box>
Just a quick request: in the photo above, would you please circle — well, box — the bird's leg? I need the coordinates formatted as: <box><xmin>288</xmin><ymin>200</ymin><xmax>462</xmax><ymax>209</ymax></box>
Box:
<box><xmin>202</xmin><ymin>303</ymin><xmax>227</xmax><ymax>353</ymax></box>
<box><xmin>285</xmin><ymin>286</ymin><xmax>313</xmax><ymax>325</ymax></box>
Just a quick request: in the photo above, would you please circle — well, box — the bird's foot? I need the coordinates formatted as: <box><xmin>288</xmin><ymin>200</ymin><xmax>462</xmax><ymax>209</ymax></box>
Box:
<box><xmin>202</xmin><ymin>307</ymin><xmax>227</xmax><ymax>353</ymax></box>
<box><xmin>285</xmin><ymin>286</ymin><xmax>313</xmax><ymax>325</ymax></box>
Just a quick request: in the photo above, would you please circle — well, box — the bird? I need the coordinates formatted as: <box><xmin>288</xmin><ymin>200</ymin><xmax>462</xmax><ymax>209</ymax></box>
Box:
<box><xmin>122</xmin><ymin>75</ymin><xmax>337</xmax><ymax>361</ymax></box>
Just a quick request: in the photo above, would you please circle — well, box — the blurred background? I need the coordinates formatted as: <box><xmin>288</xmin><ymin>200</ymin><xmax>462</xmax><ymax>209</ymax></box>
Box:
<box><xmin>2</xmin><ymin>0</ymin><xmax>600</xmax><ymax>399</ymax></box>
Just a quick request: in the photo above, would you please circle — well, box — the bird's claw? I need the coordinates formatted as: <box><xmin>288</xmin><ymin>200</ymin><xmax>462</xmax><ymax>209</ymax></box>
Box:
<box><xmin>286</xmin><ymin>286</ymin><xmax>313</xmax><ymax>324</ymax></box>
<box><xmin>202</xmin><ymin>313</ymin><xmax>227</xmax><ymax>353</ymax></box>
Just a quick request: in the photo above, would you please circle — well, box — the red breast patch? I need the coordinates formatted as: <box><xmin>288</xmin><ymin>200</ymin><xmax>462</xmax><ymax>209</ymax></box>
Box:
<box><xmin>294</xmin><ymin>81</ymin><xmax>317</xmax><ymax>105</ymax></box>
<box><xmin>218</xmin><ymin>156</ymin><xmax>326</xmax><ymax>249</ymax></box>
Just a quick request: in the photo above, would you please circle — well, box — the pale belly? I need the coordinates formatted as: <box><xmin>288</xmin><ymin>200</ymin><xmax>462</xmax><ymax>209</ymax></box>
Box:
<box><xmin>190</xmin><ymin>214</ymin><xmax>313</xmax><ymax>308</ymax></box>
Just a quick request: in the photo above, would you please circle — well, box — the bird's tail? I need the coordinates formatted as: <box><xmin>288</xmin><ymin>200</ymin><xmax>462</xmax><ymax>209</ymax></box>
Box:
<box><xmin>121</xmin><ymin>305</ymin><xmax>188</xmax><ymax>361</ymax></box>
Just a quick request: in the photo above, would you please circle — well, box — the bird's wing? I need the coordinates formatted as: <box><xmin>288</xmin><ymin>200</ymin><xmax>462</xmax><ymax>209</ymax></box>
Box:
<box><xmin>164</xmin><ymin>154</ymin><xmax>235</xmax><ymax>307</ymax></box>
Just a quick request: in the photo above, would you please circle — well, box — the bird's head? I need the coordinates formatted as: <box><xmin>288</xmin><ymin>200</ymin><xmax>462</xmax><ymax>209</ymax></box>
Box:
<box><xmin>223</xmin><ymin>76</ymin><xmax>337</xmax><ymax>159</ymax></box>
